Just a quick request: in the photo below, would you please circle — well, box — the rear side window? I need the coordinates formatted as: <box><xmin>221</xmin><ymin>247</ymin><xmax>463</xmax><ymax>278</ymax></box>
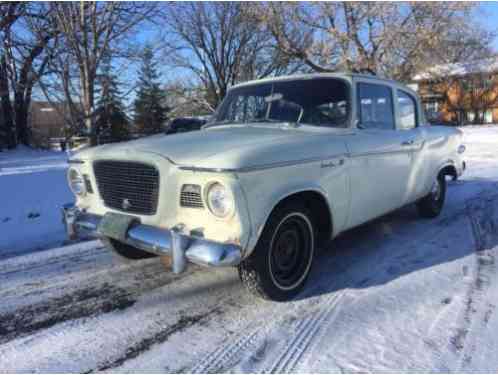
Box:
<box><xmin>357</xmin><ymin>83</ymin><xmax>394</xmax><ymax>130</ymax></box>
<box><xmin>397</xmin><ymin>90</ymin><xmax>417</xmax><ymax>129</ymax></box>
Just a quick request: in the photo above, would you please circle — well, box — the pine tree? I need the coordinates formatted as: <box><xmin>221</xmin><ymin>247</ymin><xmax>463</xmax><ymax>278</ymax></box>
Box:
<box><xmin>133</xmin><ymin>46</ymin><xmax>168</xmax><ymax>135</ymax></box>
<box><xmin>95</xmin><ymin>59</ymin><xmax>130</xmax><ymax>142</ymax></box>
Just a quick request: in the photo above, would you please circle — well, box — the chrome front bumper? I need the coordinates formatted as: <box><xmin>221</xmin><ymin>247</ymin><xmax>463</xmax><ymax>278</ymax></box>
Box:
<box><xmin>62</xmin><ymin>203</ymin><xmax>242</xmax><ymax>274</ymax></box>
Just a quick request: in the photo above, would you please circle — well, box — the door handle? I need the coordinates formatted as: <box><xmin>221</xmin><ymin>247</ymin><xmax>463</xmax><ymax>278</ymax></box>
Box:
<box><xmin>401</xmin><ymin>140</ymin><xmax>414</xmax><ymax>146</ymax></box>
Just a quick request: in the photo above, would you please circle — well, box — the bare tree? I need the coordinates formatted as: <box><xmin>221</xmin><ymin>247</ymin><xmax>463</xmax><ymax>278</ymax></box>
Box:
<box><xmin>0</xmin><ymin>54</ymin><xmax>15</xmax><ymax>149</ymax></box>
<box><xmin>161</xmin><ymin>2</ymin><xmax>298</xmax><ymax>111</ymax></box>
<box><xmin>0</xmin><ymin>3</ymin><xmax>63</xmax><ymax>147</ymax></box>
<box><xmin>0</xmin><ymin>2</ymin><xmax>24</xmax><ymax>31</ymax></box>
<box><xmin>0</xmin><ymin>2</ymin><xmax>25</xmax><ymax>149</ymax></box>
<box><xmin>163</xmin><ymin>79</ymin><xmax>217</xmax><ymax>117</ymax></box>
<box><xmin>43</xmin><ymin>2</ymin><xmax>155</xmax><ymax>146</ymax></box>
<box><xmin>261</xmin><ymin>2</ymin><xmax>493</xmax><ymax>82</ymax></box>
<box><xmin>3</xmin><ymin>4</ymin><xmax>58</xmax><ymax>146</ymax></box>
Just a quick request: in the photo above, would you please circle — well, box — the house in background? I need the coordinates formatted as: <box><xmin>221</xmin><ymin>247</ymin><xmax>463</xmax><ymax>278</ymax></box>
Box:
<box><xmin>412</xmin><ymin>57</ymin><xmax>498</xmax><ymax>125</ymax></box>
<box><xmin>28</xmin><ymin>101</ymin><xmax>69</xmax><ymax>148</ymax></box>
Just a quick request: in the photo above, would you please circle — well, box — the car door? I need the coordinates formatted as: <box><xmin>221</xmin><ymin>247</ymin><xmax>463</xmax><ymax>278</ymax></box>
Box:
<box><xmin>346</xmin><ymin>81</ymin><xmax>413</xmax><ymax>229</ymax></box>
<box><xmin>395</xmin><ymin>89</ymin><xmax>429</xmax><ymax>203</ymax></box>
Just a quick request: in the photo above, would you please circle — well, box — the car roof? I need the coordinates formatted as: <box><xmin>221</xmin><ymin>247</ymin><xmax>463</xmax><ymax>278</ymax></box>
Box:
<box><xmin>230</xmin><ymin>72</ymin><xmax>415</xmax><ymax>96</ymax></box>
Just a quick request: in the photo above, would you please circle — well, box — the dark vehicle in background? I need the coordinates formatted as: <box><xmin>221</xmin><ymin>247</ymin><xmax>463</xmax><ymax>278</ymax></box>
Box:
<box><xmin>165</xmin><ymin>117</ymin><xmax>208</xmax><ymax>135</ymax></box>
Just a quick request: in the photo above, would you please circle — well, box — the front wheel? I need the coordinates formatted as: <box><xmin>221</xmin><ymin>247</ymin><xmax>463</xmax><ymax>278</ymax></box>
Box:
<box><xmin>238</xmin><ymin>203</ymin><xmax>315</xmax><ymax>301</ymax></box>
<box><xmin>416</xmin><ymin>172</ymin><xmax>446</xmax><ymax>218</ymax></box>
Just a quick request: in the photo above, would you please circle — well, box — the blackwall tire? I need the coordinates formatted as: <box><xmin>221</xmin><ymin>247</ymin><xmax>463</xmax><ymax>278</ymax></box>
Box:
<box><xmin>416</xmin><ymin>172</ymin><xmax>446</xmax><ymax>218</ymax></box>
<box><xmin>238</xmin><ymin>203</ymin><xmax>315</xmax><ymax>301</ymax></box>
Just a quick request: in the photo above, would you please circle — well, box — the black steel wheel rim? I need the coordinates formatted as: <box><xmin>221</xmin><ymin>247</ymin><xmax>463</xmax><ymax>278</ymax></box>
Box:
<box><xmin>270</xmin><ymin>216</ymin><xmax>312</xmax><ymax>289</ymax></box>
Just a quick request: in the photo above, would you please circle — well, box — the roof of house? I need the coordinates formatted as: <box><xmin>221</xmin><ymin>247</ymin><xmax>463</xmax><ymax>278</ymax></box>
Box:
<box><xmin>413</xmin><ymin>57</ymin><xmax>498</xmax><ymax>81</ymax></box>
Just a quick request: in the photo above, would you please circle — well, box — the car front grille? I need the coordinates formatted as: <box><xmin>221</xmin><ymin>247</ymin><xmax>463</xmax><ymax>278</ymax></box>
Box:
<box><xmin>180</xmin><ymin>184</ymin><xmax>204</xmax><ymax>209</ymax></box>
<box><xmin>93</xmin><ymin>160</ymin><xmax>159</xmax><ymax>215</ymax></box>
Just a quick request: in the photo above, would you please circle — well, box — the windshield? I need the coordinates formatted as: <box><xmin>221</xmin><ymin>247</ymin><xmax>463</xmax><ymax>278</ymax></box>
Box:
<box><xmin>214</xmin><ymin>78</ymin><xmax>350</xmax><ymax>128</ymax></box>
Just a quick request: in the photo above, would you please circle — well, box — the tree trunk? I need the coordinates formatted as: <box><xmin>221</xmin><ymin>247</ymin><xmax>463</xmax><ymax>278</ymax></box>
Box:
<box><xmin>85</xmin><ymin>116</ymin><xmax>97</xmax><ymax>146</ymax></box>
<box><xmin>81</xmin><ymin>65</ymin><xmax>97</xmax><ymax>146</ymax></box>
<box><xmin>14</xmin><ymin>93</ymin><xmax>29</xmax><ymax>146</ymax></box>
<box><xmin>0</xmin><ymin>55</ymin><xmax>16</xmax><ymax>149</ymax></box>
<box><xmin>473</xmin><ymin>110</ymin><xmax>480</xmax><ymax>125</ymax></box>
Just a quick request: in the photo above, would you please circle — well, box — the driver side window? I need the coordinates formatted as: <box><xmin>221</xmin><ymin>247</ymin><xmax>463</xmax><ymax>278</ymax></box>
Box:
<box><xmin>357</xmin><ymin>83</ymin><xmax>394</xmax><ymax>130</ymax></box>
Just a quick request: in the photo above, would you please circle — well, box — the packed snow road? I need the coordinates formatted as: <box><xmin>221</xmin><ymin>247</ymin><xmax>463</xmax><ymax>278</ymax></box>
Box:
<box><xmin>0</xmin><ymin>126</ymin><xmax>497</xmax><ymax>372</ymax></box>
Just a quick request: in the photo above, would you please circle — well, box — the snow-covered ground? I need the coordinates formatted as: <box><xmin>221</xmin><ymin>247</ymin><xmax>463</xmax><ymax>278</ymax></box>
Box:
<box><xmin>0</xmin><ymin>126</ymin><xmax>497</xmax><ymax>372</ymax></box>
<box><xmin>0</xmin><ymin>146</ymin><xmax>72</xmax><ymax>259</ymax></box>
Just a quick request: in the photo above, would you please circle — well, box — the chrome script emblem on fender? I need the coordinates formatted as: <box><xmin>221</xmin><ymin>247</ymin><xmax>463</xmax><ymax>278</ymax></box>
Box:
<box><xmin>122</xmin><ymin>198</ymin><xmax>132</xmax><ymax>210</ymax></box>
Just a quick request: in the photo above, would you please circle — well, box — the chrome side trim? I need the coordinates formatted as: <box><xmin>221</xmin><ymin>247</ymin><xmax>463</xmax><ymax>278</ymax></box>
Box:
<box><xmin>178</xmin><ymin>147</ymin><xmax>417</xmax><ymax>173</ymax></box>
<box><xmin>178</xmin><ymin>153</ymin><xmax>348</xmax><ymax>173</ymax></box>
<box><xmin>350</xmin><ymin>149</ymin><xmax>409</xmax><ymax>158</ymax></box>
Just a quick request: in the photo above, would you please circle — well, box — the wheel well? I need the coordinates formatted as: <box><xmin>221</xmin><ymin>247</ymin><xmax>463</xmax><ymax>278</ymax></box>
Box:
<box><xmin>440</xmin><ymin>164</ymin><xmax>457</xmax><ymax>181</ymax></box>
<box><xmin>272</xmin><ymin>191</ymin><xmax>332</xmax><ymax>247</ymax></box>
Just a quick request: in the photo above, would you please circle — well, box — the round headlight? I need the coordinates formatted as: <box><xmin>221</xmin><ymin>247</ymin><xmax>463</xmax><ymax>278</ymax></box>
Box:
<box><xmin>68</xmin><ymin>167</ymin><xmax>86</xmax><ymax>196</ymax></box>
<box><xmin>206</xmin><ymin>182</ymin><xmax>234</xmax><ymax>218</ymax></box>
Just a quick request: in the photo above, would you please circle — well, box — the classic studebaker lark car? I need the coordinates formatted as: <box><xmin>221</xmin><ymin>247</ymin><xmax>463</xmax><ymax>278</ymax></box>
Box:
<box><xmin>63</xmin><ymin>73</ymin><xmax>466</xmax><ymax>301</ymax></box>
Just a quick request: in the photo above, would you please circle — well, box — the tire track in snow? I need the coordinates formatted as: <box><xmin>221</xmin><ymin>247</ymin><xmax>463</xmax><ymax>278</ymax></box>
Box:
<box><xmin>264</xmin><ymin>290</ymin><xmax>346</xmax><ymax>374</ymax></box>
<box><xmin>0</xmin><ymin>248</ymin><xmax>193</xmax><ymax>345</ymax></box>
<box><xmin>90</xmin><ymin>307</ymin><xmax>222</xmax><ymax>373</ymax></box>
<box><xmin>190</xmin><ymin>327</ymin><xmax>261</xmax><ymax>373</ymax></box>
<box><xmin>190</xmin><ymin>290</ymin><xmax>347</xmax><ymax>374</ymax></box>
<box><xmin>451</xmin><ymin>195</ymin><xmax>498</xmax><ymax>371</ymax></box>
<box><xmin>0</xmin><ymin>245</ymin><xmax>105</xmax><ymax>278</ymax></box>
<box><xmin>0</xmin><ymin>282</ymin><xmax>135</xmax><ymax>345</ymax></box>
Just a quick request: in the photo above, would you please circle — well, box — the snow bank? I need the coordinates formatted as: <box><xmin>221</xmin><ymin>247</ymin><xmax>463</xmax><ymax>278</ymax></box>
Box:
<box><xmin>0</xmin><ymin>146</ymin><xmax>72</xmax><ymax>259</ymax></box>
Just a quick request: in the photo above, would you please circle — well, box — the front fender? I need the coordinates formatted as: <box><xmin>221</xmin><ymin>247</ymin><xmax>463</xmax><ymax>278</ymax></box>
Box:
<box><xmin>237</xmin><ymin>161</ymin><xmax>345</xmax><ymax>258</ymax></box>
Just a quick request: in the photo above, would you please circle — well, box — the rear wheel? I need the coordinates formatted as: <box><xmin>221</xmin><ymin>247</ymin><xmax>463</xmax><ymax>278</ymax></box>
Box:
<box><xmin>102</xmin><ymin>237</ymin><xmax>157</xmax><ymax>263</ymax></box>
<box><xmin>238</xmin><ymin>203</ymin><xmax>315</xmax><ymax>301</ymax></box>
<box><xmin>416</xmin><ymin>172</ymin><xmax>446</xmax><ymax>218</ymax></box>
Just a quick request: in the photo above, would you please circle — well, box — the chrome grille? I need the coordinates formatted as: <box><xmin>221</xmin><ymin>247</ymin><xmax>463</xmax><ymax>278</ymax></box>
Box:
<box><xmin>93</xmin><ymin>160</ymin><xmax>159</xmax><ymax>215</ymax></box>
<box><xmin>180</xmin><ymin>184</ymin><xmax>204</xmax><ymax>209</ymax></box>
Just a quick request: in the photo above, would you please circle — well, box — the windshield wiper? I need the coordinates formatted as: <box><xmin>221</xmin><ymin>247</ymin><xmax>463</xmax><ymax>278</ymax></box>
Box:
<box><xmin>250</xmin><ymin>118</ymin><xmax>281</xmax><ymax>123</ymax></box>
<box><xmin>205</xmin><ymin>117</ymin><xmax>291</xmax><ymax>128</ymax></box>
<box><xmin>252</xmin><ymin>118</ymin><xmax>301</xmax><ymax>128</ymax></box>
<box><xmin>204</xmin><ymin>119</ymin><xmax>241</xmax><ymax>128</ymax></box>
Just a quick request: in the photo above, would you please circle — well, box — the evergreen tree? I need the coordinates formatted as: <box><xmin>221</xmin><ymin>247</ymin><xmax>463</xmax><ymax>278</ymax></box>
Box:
<box><xmin>95</xmin><ymin>59</ymin><xmax>130</xmax><ymax>142</ymax></box>
<box><xmin>133</xmin><ymin>46</ymin><xmax>168</xmax><ymax>135</ymax></box>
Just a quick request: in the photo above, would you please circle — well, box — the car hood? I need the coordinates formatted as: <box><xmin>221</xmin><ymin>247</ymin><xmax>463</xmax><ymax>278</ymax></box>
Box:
<box><xmin>74</xmin><ymin>124</ymin><xmax>352</xmax><ymax>171</ymax></box>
